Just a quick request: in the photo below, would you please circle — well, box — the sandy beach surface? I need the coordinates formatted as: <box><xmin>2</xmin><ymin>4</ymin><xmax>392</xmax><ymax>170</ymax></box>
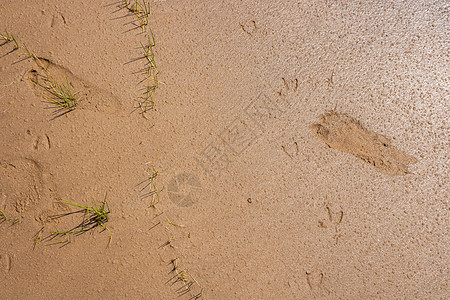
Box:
<box><xmin>0</xmin><ymin>0</ymin><xmax>448</xmax><ymax>299</ymax></box>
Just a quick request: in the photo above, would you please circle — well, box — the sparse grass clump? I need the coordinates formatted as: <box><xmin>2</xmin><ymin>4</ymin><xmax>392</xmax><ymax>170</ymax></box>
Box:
<box><xmin>123</xmin><ymin>0</ymin><xmax>151</xmax><ymax>32</ymax></box>
<box><xmin>13</xmin><ymin>42</ymin><xmax>81</xmax><ymax>117</ymax></box>
<box><xmin>0</xmin><ymin>209</ymin><xmax>7</xmax><ymax>223</ymax></box>
<box><xmin>168</xmin><ymin>259</ymin><xmax>205</xmax><ymax>299</ymax></box>
<box><xmin>138</xmin><ymin>167</ymin><xmax>160</xmax><ymax>207</ymax></box>
<box><xmin>33</xmin><ymin>227</ymin><xmax>44</xmax><ymax>250</ymax></box>
<box><xmin>32</xmin><ymin>195</ymin><xmax>111</xmax><ymax>249</ymax></box>
<box><xmin>22</xmin><ymin>45</ymin><xmax>80</xmax><ymax>115</ymax></box>
<box><xmin>32</xmin><ymin>72</ymin><xmax>79</xmax><ymax>113</ymax></box>
<box><xmin>0</xmin><ymin>31</ymin><xmax>19</xmax><ymax>49</ymax></box>
<box><xmin>0</xmin><ymin>209</ymin><xmax>21</xmax><ymax>225</ymax></box>
<box><xmin>121</xmin><ymin>0</ymin><xmax>159</xmax><ymax>119</ymax></box>
<box><xmin>51</xmin><ymin>193</ymin><xmax>111</xmax><ymax>236</ymax></box>
<box><xmin>2</xmin><ymin>32</ymin><xmax>80</xmax><ymax>117</ymax></box>
<box><xmin>138</xmin><ymin>32</ymin><xmax>159</xmax><ymax>117</ymax></box>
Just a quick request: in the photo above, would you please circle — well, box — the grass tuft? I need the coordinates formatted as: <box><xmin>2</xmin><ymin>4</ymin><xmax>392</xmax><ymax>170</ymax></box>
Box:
<box><xmin>32</xmin><ymin>73</ymin><xmax>79</xmax><ymax>112</ymax></box>
<box><xmin>22</xmin><ymin>45</ymin><xmax>80</xmax><ymax>115</ymax></box>
<box><xmin>33</xmin><ymin>227</ymin><xmax>44</xmax><ymax>250</ymax></box>
<box><xmin>121</xmin><ymin>0</ymin><xmax>159</xmax><ymax>119</ymax></box>
<box><xmin>123</xmin><ymin>0</ymin><xmax>151</xmax><ymax>32</ymax></box>
<box><xmin>2</xmin><ymin>35</ymin><xmax>80</xmax><ymax>116</ymax></box>
<box><xmin>0</xmin><ymin>209</ymin><xmax>21</xmax><ymax>225</ymax></box>
<box><xmin>0</xmin><ymin>209</ymin><xmax>7</xmax><ymax>223</ymax></box>
<box><xmin>168</xmin><ymin>259</ymin><xmax>205</xmax><ymax>299</ymax></box>
<box><xmin>137</xmin><ymin>33</ymin><xmax>159</xmax><ymax>118</ymax></box>
<box><xmin>0</xmin><ymin>31</ymin><xmax>19</xmax><ymax>55</ymax></box>
<box><xmin>138</xmin><ymin>168</ymin><xmax>160</xmax><ymax>207</ymax></box>
<box><xmin>50</xmin><ymin>193</ymin><xmax>111</xmax><ymax>236</ymax></box>
<box><xmin>0</xmin><ymin>31</ymin><xmax>19</xmax><ymax>49</ymax></box>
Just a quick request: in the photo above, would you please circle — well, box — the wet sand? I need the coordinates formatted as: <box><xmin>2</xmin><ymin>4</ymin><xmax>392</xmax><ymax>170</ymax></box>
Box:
<box><xmin>0</xmin><ymin>0</ymin><xmax>448</xmax><ymax>299</ymax></box>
